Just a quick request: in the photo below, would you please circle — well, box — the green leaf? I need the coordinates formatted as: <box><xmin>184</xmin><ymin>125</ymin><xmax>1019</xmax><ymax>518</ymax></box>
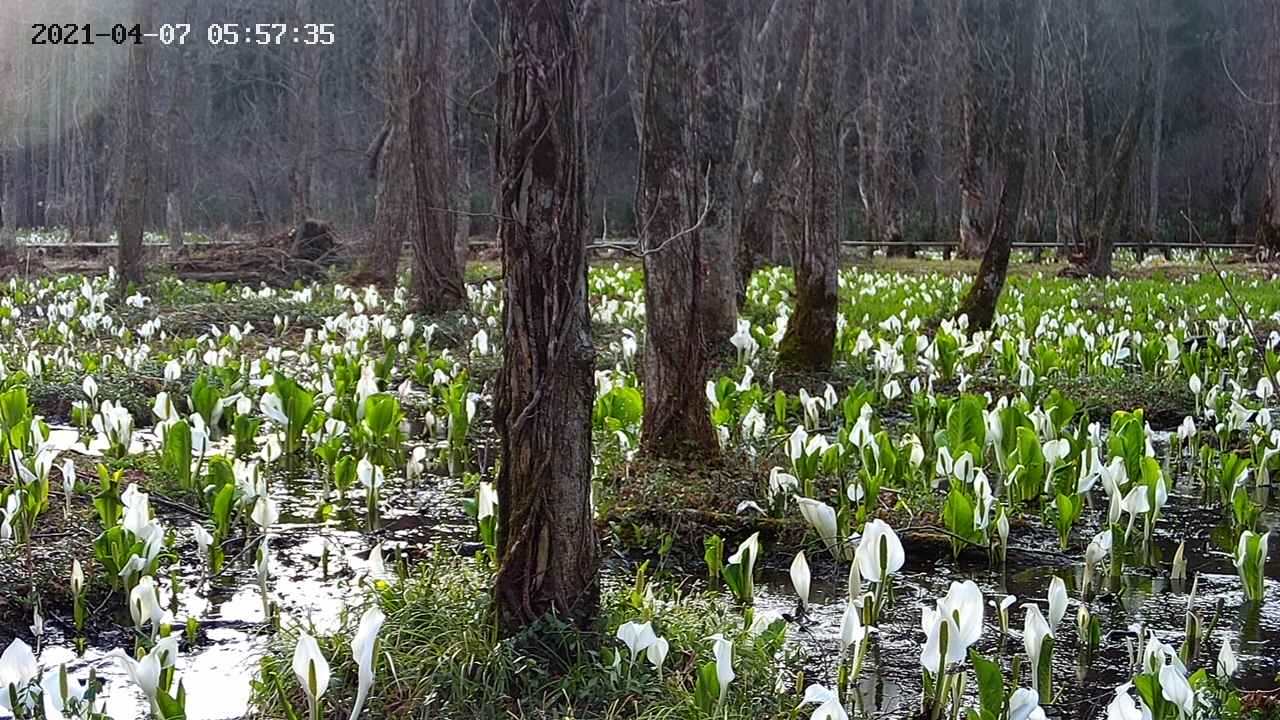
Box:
<box><xmin>1133</xmin><ymin>672</ymin><xmax>1162</xmax><ymax>718</ymax></box>
<box><xmin>154</xmin><ymin>680</ymin><xmax>187</xmax><ymax>720</ymax></box>
<box><xmin>946</xmin><ymin>395</ymin><xmax>986</xmax><ymax>450</ymax></box>
<box><xmin>1035</xmin><ymin>635</ymin><xmax>1054</xmax><ymax>705</ymax></box>
<box><xmin>942</xmin><ymin>488</ymin><xmax>978</xmax><ymax>557</ymax></box>
<box><xmin>693</xmin><ymin>660</ymin><xmax>720</xmax><ymax>714</ymax></box>
<box><xmin>703</xmin><ymin>535</ymin><xmax>724</xmax><ymax>585</ymax></box>
<box><xmin>1054</xmin><ymin>493</ymin><xmax>1080</xmax><ymax>548</ymax></box>
<box><xmin>970</xmin><ymin>649</ymin><xmax>1004</xmax><ymax>720</ymax></box>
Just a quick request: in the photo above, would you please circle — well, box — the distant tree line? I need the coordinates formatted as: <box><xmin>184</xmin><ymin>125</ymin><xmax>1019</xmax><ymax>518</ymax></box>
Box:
<box><xmin>0</xmin><ymin>0</ymin><xmax>1278</xmax><ymax>263</ymax></box>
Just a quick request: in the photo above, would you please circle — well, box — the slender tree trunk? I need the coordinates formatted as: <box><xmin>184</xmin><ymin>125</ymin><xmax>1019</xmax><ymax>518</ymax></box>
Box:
<box><xmin>956</xmin><ymin>0</ymin><xmax>1038</xmax><ymax>330</ymax></box>
<box><xmin>492</xmin><ymin>0</ymin><xmax>600</xmax><ymax>634</ymax></box>
<box><xmin>628</xmin><ymin>1</ymin><xmax>719</xmax><ymax>460</ymax></box>
<box><xmin>1148</xmin><ymin>20</ymin><xmax>1167</xmax><ymax>235</ymax></box>
<box><xmin>164</xmin><ymin>11</ymin><xmax>189</xmax><ymax>254</ymax></box>
<box><xmin>777</xmin><ymin>0</ymin><xmax>838</xmax><ymax>372</ymax></box>
<box><xmin>288</xmin><ymin>0</ymin><xmax>319</xmax><ymax>223</ymax></box>
<box><xmin>115</xmin><ymin>5</ymin><xmax>151</xmax><ymax>293</ymax></box>
<box><xmin>0</xmin><ymin>153</ymin><xmax>14</xmax><ymax>266</ymax></box>
<box><xmin>1266</xmin><ymin>0</ymin><xmax>1280</xmax><ymax>251</ymax></box>
<box><xmin>1086</xmin><ymin>97</ymin><xmax>1147</xmax><ymax>277</ymax></box>
<box><xmin>447</xmin><ymin>0</ymin><xmax>472</xmax><ymax>272</ymax></box>
<box><xmin>407</xmin><ymin>0</ymin><xmax>465</xmax><ymax>313</ymax></box>
<box><xmin>956</xmin><ymin>0</ymin><xmax>990</xmax><ymax>261</ymax></box>
<box><xmin>165</xmin><ymin>191</ymin><xmax>184</xmax><ymax>251</ymax></box>
<box><xmin>584</xmin><ymin>4</ymin><xmax>612</xmax><ymax>241</ymax></box>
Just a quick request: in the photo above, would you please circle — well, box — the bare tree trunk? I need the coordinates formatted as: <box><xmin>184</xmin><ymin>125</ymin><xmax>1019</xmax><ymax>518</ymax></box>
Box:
<box><xmin>584</xmin><ymin>3</ymin><xmax>612</xmax><ymax>241</ymax></box>
<box><xmin>956</xmin><ymin>0</ymin><xmax>1038</xmax><ymax>330</ymax></box>
<box><xmin>1148</xmin><ymin>19</ymin><xmax>1167</xmax><ymax>236</ymax></box>
<box><xmin>0</xmin><ymin>153</ymin><xmax>14</xmax><ymax>266</ymax></box>
<box><xmin>492</xmin><ymin>0</ymin><xmax>600</xmax><ymax>634</ymax></box>
<box><xmin>956</xmin><ymin>0</ymin><xmax>991</xmax><ymax>261</ymax></box>
<box><xmin>116</xmin><ymin>6</ymin><xmax>151</xmax><ymax>293</ymax></box>
<box><xmin>165</xmin><ymin>191</ymin><xmax>184</xmax><ymax>251</ymax></box>
<box><xmin>777</xmin><ymin>0</ymin><xmax>838</xmax><ymax>372</ymax></box>
<box><xmin>692</xmin><ymin>0</ymin><xmax>739</xmax><ymax>351</ymax></box>
<box><xmin>447</xmin><ymin>0</ymin><xmax>472</xmax><ymax>271</ymax></box>
<box><xmin>288</xmin><ymin>0</ymin><xmax>319</xmax><ymax>223</ymax></box>
<box><xmin>163</xmin><ymin>5</ymin><xmax>190</xmax><ymax>254</ymax></box>
<box><xmin>958</xmin><ymin>183</ymin><xmax>986</xmax><ymax>258</ymax></box>
<box><xmin>367</xmin><ymin>121</ymin><xmax>408</xmax><ymax>286</ymax></box>
<box><xmin>735</xmin><ymin>2</ymin><xmax>803</xmax><ymax>296</ymax></box>
<box><xmin>1086</xmin><ymin>97</ymin><xmax>1147</xmax><ymax>277</ymax></box>
<box><xmin>1266</xmin><ymin>0</ymin><xmax>1280</xmax><ymax>251</ymax></box>
<box><xmin>365</xmin><ymin>0</ymin><xmax>412</xmax><ymax>288</ymax></box>
<box><xmin>628</xmin><ymin>1</ymin><xmax>719</xmax><ymax>460</ymax></box>
<box><xmin>407</xmin><ymin>0</ymin><xmax>465</xmax><ymax>313</ymax></box>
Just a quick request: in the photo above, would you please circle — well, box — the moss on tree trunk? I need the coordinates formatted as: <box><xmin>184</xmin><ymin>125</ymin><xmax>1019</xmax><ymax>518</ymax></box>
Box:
<box><xmin>776</xmin><ymin>1</ymin><xmax>839</xmax><ymax>373</ymax></box>
<box><xmin>777</xmin><ymin>271</ymin><xmax>837</xmax><ymax>371</ymax></box>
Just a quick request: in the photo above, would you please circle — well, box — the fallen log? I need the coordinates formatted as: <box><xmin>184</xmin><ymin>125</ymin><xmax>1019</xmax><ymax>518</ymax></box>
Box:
<box><xmin>165</xmin><ymin>219</ymin><xmax>348</xmax><ymax>286</ymax></box>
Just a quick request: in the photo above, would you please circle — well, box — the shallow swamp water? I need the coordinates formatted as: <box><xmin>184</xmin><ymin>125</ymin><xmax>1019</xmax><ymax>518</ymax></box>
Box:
<box><xmin>8</xmin><ymin>437</ymin><xmax>1280</xmax><ymax>720</ymax></box>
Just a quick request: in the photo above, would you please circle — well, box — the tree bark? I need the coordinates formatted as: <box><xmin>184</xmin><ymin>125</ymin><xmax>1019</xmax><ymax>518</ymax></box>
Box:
<box><xmin>1266</xmin><ymin>0</ymin><xmax>1280</xmax><ymax>251</ymax></box>
<box><xmin>735</xmin><ymin>2</ymin><xmax>804</xmax><ymax>296</ymax></box>
<box><xmin>0</xmin><ymin>152</ymin><xmax>14</xmax><ymax>266</ymax></box>
<box><xmin>365</xmin><ymin>0</ymin><xmax>413</xmax><ymax>288</ymax></box>
<box><xmin>367</xmin><ymin>121</ymin><xmax>409</xmax><ymax>287</ymax></box>
<box><xmin>956</xmin><ymin>0</ymin><xmax>1038</xmax><ymax>330</ymax></box>
<box><xmin>1086</xmin><ymin>97</ymin><xmax>1147</xmax><ymax>277</ymax></box>
<box><xmin>446</xmin><ymin>0</ymin><xmax>472</xmax><ymax>272</ymax></box>
<box><xmin>288</xmin><ymin>0</ymin><xmax>319</xmax><ymax>223</ymax></box>
<box><xmin>777</xmin><ymin>0</ymin><xmax>839</xmax><ymax>372</ymax></box>
<box><xmin>692</xmin><ymin>0</ymin><xmax>739</xmax><ymax>351</ymax></box>
<box><xmin>163</xmin><ymin>4</ymin><xmax>191</xmax><ymax>254</ymax></box>
<box><xmin>492</xmin><ymin>0</ymin><xmax>600</xmax><ymax>634</ymax></box>
<box><xmin>1147</xmin><ymin>19</ymin><xmax>1167</xmax><ymax>235</ymax></box>
<box><xmin>406</xmin><ymin>0</ymin><xmax>466</xmax><ymax>313</ymax></box>
<box><xmin>165</xmin><ymin>191</ymin><xmax>184</xmax><ymax>251</ymax></box>
<box><xmin>628</xmin><ymin>1</ymin><xmax>719</xmax><ymax>461</ymax></box>
<box><xmin>115</xmin><ymin>5</ymin><xmax>151</xmax><ymax>293</ymax></box>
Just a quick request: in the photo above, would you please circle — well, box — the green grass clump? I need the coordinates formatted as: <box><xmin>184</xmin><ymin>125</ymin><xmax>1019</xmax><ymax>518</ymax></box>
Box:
<box><xmin>252</xmin><ymin>550</ymin><xmax>803</xmax><ymax>720</ymax></box>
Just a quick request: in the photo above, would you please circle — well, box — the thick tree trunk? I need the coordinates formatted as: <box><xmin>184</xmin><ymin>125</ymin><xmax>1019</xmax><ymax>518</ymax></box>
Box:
<box><xmin>367</xmin><ymin>121</ymin><xmax>409</xmax><ymax>287</ymax></box>
<box><xmin>692</xmin><ymin>0</ymin><xmax>739</xmax><ymax>351</ymax></box>
<box><xmin>365</xmin><ymin>0</ymin><xmax>414</xmax><ymax>288</ymax></box>
<box><xmin>629</xmin><ymin>1</ymin><xmax>719</xmax><ymax>460</ymax></box>
<box><xmin>492</xmin><ymin>0</ymin><xmax>600</xmax><ymax>634</ymax></box>
<box><xmin>115</xmin><ymin>6</ymin><xmax>151</xmax><ymax>292</ymax></box>
<box><xmin>777</xmin><ymin>0</ymin><xmax>838</xmax><ymax>372</ymax></box>
<box><xmin>406</xmin><ymin>0</ymin><xmax>465</xmax><ymax>313</ymax></box>
<box><xmin>956</xmin><ymin>0</ymin><xmax>1038</xmax><ymax>330</ymax></box>
<box><xmin>736</xmin><ymin>3</ymin><xmax>804</xmax><ymax>296</ymax></box>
